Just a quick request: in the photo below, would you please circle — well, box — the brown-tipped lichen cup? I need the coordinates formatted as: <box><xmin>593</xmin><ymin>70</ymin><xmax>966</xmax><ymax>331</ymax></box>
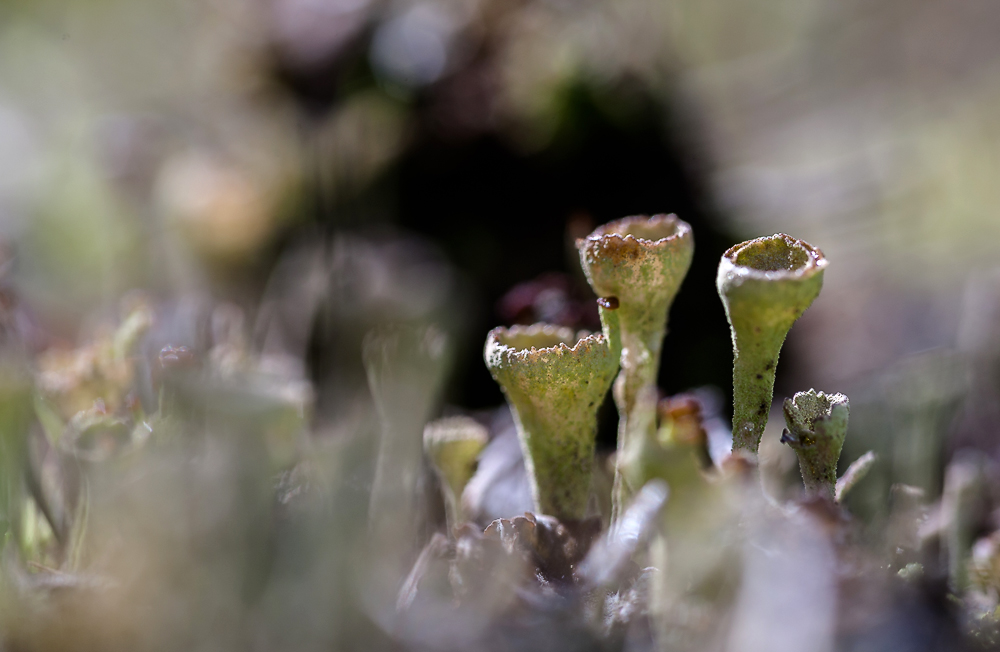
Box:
<box><xmin>577</xmin><ymin>214</ymin><xmax>694</xmax><ymax>516</ymax></box>
<box><xmin>717</xmin><ymin>234</ymin><xmax>827</xmax><ymax>454</ymax></box>
<box><xmin>484</xmin><ymin>306</ymin><xmax>620</xmax><ymax>521</ymax></box>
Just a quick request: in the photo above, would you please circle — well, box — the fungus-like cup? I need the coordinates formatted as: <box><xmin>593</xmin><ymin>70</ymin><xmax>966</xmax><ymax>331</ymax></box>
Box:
<box><xmin>484</xmin><ymin>302</ymin><xmax>620</xmax><ymax>520</ymax></box>
<box><xmin>780</xmin><ymin>389</ymin><xmax>849</xmax><ymax>498</ymax></box>
<box><xmin>717</xmin><ymin>234</ymin><xmax>827</xmax><ymax>453</ymax></box>
<box><xmin>577</xmin><ymin>214</ymin><xmax>694</xmax><ymax>514</ymax></box>
<box><xmin>423</xmin><ymin>416</ymin><xmax>488</xmax><ymax>530</ymax></box>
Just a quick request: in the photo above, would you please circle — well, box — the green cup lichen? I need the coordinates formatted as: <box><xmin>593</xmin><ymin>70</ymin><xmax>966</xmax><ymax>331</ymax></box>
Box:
<box><xmin>484</xmin><ymin>302</ymin><xmax>621</xmax><ymax>521</ymax></box>
<box><xmin>717</xmin><ymin>234</ymin><xmax>827</xmax><ymax>454</ymax></box>
<box><xmin>780</xmin><ymin>389</ymin><xmax>849</xmax><ymax>498</ymax></box>
<box><xmin>423</xmin><ymin>416</ymin><xmax>488</xmax><ymax>531</ymax></box>
<box><xmin>577</xmin><ymin>214</ymin><xmax>694</xmax><ymax>517</ymax></box>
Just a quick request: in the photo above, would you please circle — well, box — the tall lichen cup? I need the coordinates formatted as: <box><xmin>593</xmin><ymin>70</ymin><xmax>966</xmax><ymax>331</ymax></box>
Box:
<box><xmin>577</xmin><ymin>215</ymin><xmax>694</xmax><ymax>516</ymax></box>
<box><xmin>780</xmin><ymin>389</ymin><xmax>849</xmax><ymax>498</ymax></box>
<box><xmin>717</xmin><ymin>234</ymin><xmax>827</xmax><ymax>454</ymax></box>
<box><xmin>484</xmin><ymin>302</ymin><xmax>620</xmax><ymax>521</ymax></box>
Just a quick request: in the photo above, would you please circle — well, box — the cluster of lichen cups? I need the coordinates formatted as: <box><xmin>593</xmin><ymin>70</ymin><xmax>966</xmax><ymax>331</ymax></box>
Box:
<box><xmin>440</xmin><ymin>215</ymin><xmax>855</xmax><ymax>531</ymax></box>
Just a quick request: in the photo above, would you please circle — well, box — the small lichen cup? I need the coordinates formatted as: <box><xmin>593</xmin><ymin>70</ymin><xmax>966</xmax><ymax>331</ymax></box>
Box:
<box><xmin>780</xmin><ymin>389</ymin><xmax>849</xmax><ymax>498</ymax></box>
<box><xmin>577</xmin><ymin>214</ymin><xmax>694</xmax><ymax>516</ymax></box>
<box><xmin>484</xmin><ymin>301</ymin><xmax>621</xmax><ymax>521</ymax></box>
<box><xmin>423</xmin><ymin>416</ymin><xmax>488</xmax><ymax>531</ymax></box>
<box><xmin>717</xmin><ymin>234</ymin><xmax>827</xmax><ymax>454</ymax></box>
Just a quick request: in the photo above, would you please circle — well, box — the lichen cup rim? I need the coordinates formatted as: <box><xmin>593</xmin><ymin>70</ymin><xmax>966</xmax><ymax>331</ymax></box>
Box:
<box><xmin>423</xmin><ymin>415</ymin><xmax>489</xmax><ymax>445</ymax></box>
<box><xmin>782</xmin><ymin>389</ymin><xmax>849</xmax><ymax>438</ymax></box>
<box><xmin>577</xmin><ymin>213</ymin><xmax>692</xmax><ymax>249</ymax></box>
<box><xmin>719</xmin><ymin>233</ymin><xmax>827</xmax><ymax>284</ymax></box>
<box><xmin>487</xmin><ymin>323</ymin><xmax>609</xmax><ymax>362</ymax></box>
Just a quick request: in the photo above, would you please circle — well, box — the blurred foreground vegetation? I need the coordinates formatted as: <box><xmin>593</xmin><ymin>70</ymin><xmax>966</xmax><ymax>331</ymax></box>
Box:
<box><xmin>1</xmin><ymin>0</ymin><xmax>1000</xmax><ymax>650</ymax></box>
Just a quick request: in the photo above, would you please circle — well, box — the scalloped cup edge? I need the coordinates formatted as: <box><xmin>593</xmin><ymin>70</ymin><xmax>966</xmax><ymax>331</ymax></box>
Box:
<box><xmin>485</xmin><ymin>324</ymin><xmax>609</xmax><ymax>363</ymax></box>
<box><xmin>789</xmin><ymin>389</ymin><xmax>849</xmax><ymax>412</ymax></box>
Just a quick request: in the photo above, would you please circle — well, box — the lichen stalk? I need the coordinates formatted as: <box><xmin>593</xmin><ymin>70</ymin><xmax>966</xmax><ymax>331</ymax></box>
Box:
<box><xmin>484</xmin><ymin>301</ymin><xmax>620</xmax><ymax>521</ymax></box>
<box><xmin>780</xmin><ymin>389</ymin><xmax>849</xmax><ymax>498</ymax></box>
<box><xmin>717</xmin><ymin>234</ymin><xmax>827</xmax><ymax>454</ymax></box>
<box><xmin>577</xmin><ymin>214</ymin><xmax>694</xmax><ymax>519</ymax></box>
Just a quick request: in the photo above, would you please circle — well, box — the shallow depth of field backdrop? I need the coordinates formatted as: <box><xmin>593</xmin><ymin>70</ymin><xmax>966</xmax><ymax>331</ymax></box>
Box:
<box><xmin>1</xmin><ymin>0</ymin><xmax>1000</xmax><ymax>650</ymax></box>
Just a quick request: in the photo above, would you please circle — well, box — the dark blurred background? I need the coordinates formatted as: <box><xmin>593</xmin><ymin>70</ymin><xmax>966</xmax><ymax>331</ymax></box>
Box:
<box><xmin>261</xmin><ymin>0</ymin><xmax>741</xmax><ymax>421</ymax></box>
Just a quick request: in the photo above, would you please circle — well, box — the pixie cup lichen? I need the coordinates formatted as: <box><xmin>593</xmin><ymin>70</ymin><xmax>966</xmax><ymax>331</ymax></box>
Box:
<box><xmin>780</xmin><ymin>389</ymin><xmax>849</xmax><ymax>498</ymax></box>
<box><xmin>717</xmin><ymin>234</ymin><xmax>827</xmax><ymax>453</ymax></box>
<box><xmin>423</xmin><ymin>416</ymin><xmax>488</xmax><ymax>531</ymax></box>
<box><xmin>484</xmin><ymin>301</ymin><xmax>621</xmax><ymax>521</ymax></box>
<box><xmin>577</xmin><ymin>214</ymin><xmax>694</xmax><ymax>516</ymax></box>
